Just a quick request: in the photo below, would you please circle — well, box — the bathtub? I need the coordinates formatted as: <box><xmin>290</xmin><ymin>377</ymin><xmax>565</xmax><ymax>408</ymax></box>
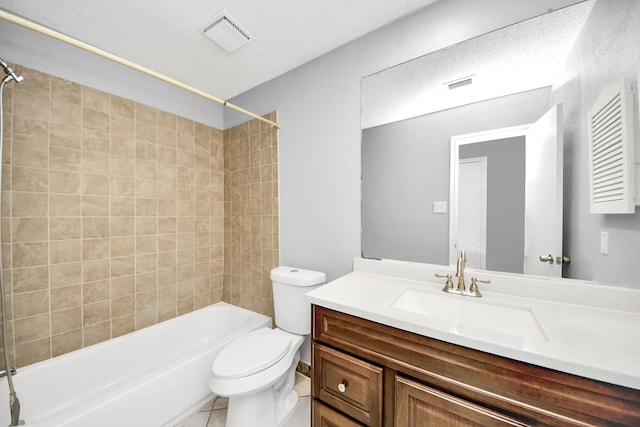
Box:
<box><xmin>0</xmin><ymin>302</ymin><xmax>271</xmax><ymax>427</ymax></box>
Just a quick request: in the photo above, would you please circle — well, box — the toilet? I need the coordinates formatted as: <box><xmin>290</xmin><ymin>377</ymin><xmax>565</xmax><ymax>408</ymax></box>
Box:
<box><xmin>208</xmin><ymin>266</ymin><xmax>326</xmax><ymax>427</ymax></box>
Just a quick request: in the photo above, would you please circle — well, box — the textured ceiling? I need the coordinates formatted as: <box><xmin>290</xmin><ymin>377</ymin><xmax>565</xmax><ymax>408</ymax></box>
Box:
<box><xmin>0</xmin><ymin>0</ymin><xmax>438</xmax><ymax>99</ymax></box>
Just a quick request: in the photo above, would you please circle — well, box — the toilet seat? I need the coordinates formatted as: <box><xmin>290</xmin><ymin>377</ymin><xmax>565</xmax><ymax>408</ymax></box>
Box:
<box><xmin>213</xmin><ymin>328</ymin><xmax>292</xmax><ymax>379</ymax></box>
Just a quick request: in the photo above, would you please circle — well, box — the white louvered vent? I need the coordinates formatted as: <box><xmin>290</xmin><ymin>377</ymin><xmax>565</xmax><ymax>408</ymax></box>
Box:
<box><xmin>588</xmin><ymin>80</ymin><xmax>638</xmax><ymax>214</ymax></box>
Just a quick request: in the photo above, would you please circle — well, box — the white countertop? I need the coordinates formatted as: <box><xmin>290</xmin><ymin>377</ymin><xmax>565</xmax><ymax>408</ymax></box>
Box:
<box><xmin>306</xmin><ymin>258</ymin><xmax>640</xmax><ymax>390</ymax></box>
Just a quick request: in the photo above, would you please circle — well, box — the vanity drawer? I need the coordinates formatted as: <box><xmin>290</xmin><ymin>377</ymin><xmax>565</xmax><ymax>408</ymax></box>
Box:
<box><xmin>313</xmin><ymin>343</ymin><xmax>383</xmax><ymax>426</ymax></box>
<box><xmin>313</xmin><ymin>399</ymin><xmax>366</xmax><ymax>427</ymax></box>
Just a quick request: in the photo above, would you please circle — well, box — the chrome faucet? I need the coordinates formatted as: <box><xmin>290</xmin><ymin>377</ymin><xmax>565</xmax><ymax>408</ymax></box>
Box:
<box><xmin>435</xmin><ymin>250</ymin><xmax>490</xmax><ymax>297</ymax></box>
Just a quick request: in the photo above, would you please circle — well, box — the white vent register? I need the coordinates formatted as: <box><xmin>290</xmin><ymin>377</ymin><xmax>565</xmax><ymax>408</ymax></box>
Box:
<box><xmin>200</xmin><ymin>10</ymin><xmax>254</xmax><ymax>53</ymax></box>
<box><xmin>588</xmin><ymin>79</ymin><xmax>638</xmax><ymax>214</ymax></box>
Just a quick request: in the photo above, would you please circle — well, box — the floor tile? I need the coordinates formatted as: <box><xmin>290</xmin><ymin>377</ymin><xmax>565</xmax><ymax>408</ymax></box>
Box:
<box><xmin>174</xmin><ymin>375</ymin><xmax>311</xmax><ymax>427</ymax></box>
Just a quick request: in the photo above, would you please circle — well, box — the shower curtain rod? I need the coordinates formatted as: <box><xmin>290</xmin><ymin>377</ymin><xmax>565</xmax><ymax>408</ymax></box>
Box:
<box><xmin>0</xmin><ymin>9</ymin><xmax>281</xmax><ymax>129</ymax></box>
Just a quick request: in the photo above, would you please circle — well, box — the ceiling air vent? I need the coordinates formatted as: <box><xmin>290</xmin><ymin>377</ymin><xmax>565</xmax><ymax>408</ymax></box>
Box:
<box><xmin>200</xmin><ymin>11</ymin><xmax>254</xmax><ymax>53</ymax></box>
<box><xmin>588</xmin><ymin>79</ymin><xmax>638</xmax><ymax>214</ymax></box>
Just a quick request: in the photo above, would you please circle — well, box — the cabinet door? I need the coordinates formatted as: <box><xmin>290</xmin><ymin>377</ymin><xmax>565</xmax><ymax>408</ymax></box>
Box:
<box><xmin>395</xmin><ymin>376</ymin><xmax>528</xmax><ymax>427</ymax></box>
<box><xmin>313</xmin><ymin>399</ymin><xmax>365</xmax><ymax>427</ymax></box>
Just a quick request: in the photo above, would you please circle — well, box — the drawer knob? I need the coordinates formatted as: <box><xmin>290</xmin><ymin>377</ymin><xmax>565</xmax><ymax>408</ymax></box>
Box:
<box><xmin>338</xmin><ymin>380</ymin><xmax>348</xmax><ymax>393</ymax></box>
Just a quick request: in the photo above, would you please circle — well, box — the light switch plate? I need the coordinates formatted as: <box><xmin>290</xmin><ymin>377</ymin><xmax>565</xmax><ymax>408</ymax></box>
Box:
<box><xmin>433</xmin><ymin>201</ymin><xmax>447</xmax><ymax>214</ymax></box>
<box><xmin>600</xmin><ymin>231</ymin><xmax>609</xmax><ymax>255</ymax></box>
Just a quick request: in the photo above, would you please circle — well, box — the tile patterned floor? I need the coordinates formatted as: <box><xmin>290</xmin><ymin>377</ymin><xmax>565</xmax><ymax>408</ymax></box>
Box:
<box><xmin>174</xmin><ymin>373</ymin><xmax>311</xmax><ymax>427</ymax></box>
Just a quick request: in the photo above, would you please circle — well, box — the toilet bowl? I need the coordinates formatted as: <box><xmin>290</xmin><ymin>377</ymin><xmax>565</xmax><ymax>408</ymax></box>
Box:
<box><xmin>208</xmin><ymin>267</ymin><xmax>325</xmax><ymax>427</ymax></box>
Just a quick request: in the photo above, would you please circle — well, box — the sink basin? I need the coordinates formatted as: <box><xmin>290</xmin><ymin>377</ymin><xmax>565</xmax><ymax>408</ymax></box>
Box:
<box><xmin>392</xmin><ymin>288</ymin><xmax>547</xmax><ymax>348</ymax></box>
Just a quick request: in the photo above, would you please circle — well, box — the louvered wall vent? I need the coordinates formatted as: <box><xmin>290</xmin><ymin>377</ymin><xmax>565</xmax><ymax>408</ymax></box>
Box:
<box><xmin>588</xmin><ymin>79</ymin><xmax>638</xmax><ymax>214</ymax></box>
<box><xmin>200</xmin><ymin>10</ymin><xmax>254</xmax><ymax>53</ymax></box>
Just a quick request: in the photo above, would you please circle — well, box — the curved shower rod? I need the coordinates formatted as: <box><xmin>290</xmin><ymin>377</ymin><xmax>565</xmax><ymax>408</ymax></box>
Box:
<box><xmin>0</xmin><ymin>9</ymin><xmax>281</xmax><ymax>129</ymax></box>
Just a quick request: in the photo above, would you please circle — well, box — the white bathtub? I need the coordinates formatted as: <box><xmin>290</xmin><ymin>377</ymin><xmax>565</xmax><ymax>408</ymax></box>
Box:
<box><xmin>0</xmin><ymin>302</ymin><xmax>271</xmax><ymax>427</ymax></box>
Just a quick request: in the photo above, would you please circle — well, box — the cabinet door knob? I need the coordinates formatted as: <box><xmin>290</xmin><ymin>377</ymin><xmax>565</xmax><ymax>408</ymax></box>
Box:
<box><xmin>337</xmin><ymin>380</ymin><xmax>348</xmax><ymax>393</ymax></box>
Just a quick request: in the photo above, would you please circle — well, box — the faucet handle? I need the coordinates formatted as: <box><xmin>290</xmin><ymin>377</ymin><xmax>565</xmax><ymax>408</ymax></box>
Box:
<box><xmin>435</xmin><ymin>273</ymin><xmax>454</xmax><ymax>292</ymax></box>
<box><xmin>468</xmin><ymin>277</ymin><xmax>491</xmax><ymax>297</ymax></box>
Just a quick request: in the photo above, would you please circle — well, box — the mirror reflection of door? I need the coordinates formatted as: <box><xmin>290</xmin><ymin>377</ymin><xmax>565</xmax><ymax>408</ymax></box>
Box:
<box><xmin>450</xmin><ymin>104</ymin><xmax>563</xmax><ymax>277</ymax></box>
<box><xmin>457</xmin><ymin>157</ymin><xmax>487</xmax><ymax>269</ymax></box>
<box><xmin>524</xmin><ymin>105</ymin><xmax>563</xmax><ymax>277</ymax></box>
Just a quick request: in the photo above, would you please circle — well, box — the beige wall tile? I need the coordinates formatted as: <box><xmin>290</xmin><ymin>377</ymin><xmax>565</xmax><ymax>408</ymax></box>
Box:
<box><xmin>52</xmin><ymin>328</ymin><xmax>82</xmax><ymax>356</ymax></box>
<box><xmin>83</xmin><ymin>87</ymin><xmax>110</xmax><ymax>113</ymax></box>
<box><xmin>14</xmin><ymin>313</ymin><xmax>50</xmax><ymax>343</ymax></box>
<box><xmin>82</xmin><ymin>108</ymin><xmax>110</xmax><ymax>132</ymax></box>
<box><xmin>50</xmin><ymin>284</ymin><xmax>81</xmax><ymax>311</ymax></box>
<box><xmin>11</xmin><ymin>138</ymin><xmax>49</xmax><ymax>168</ymax></box>
<box><xmin>82</xmin><ymin>260</ymin><xmax>110</xmax><ymax>283</ymax></box>
<box><xmin>12</xmin><ymin>192</ymin><xmax>48</xmax><ymax>217</ymax></box>
<box><xmin>50</xmin><ymin>170</ymin><xmax>81</xmax><ymax>194</ymax></box>
<box><xmin>49</xmin><ymin>263</ymin><xmax>82</xmax><ymax>288</ymax></box>
<box><xmin>135</xmin><ymin>271</ymin><xmax>157</xmax><ymax>292</ymax></box>
<box><xmin>83</xmin><ymin>151</ymin><xmax>110</xmax><ymax>176</ymax></box>
<box><xmin>136</xmin><ymin>235</ymin><xmax>157</xmax><ymax>254</ymax></box>
<box><xmin>50</xmin><ymin>239</ymin><xmax>81</xmax><ymax>264</ymax></box>
<box><xmin>82</xmin><ymin>129</ymin><xmax>110</xmax><ymax>154</ymax></box>
<box><xmin>82</xmin><ymin>195</ymin><xmax>110</xmax><ymax>217</ymax></box>
<box><xmin>51</xmin><ymin>307</ymin><xmax>82</xmax><ymax>334</ymax></box>
<box><xmin>111</xmin><ymin>236</ymin><xmax>135</xmax><ymax>258</ymax></box>
<box><xmin>50</xmin><ymin>123</ymin><xmax>81</xmax><ymax>150</ymax></box>
<box><xmin>13</xmin><ymin>241</ymin><xmax>49</xmax><ymax>268</ymax></box>
<box><xmin>111</xmin><ymin>216</ymin><xmax>135</xmax><ymax>237</ymax></box>
<box><xmin>111</xmin><ymin>275</ymin><xmax>135</xmax><ymax>298</ymax></box>
<box><xmin>111</xmin><ymin>135</ymin><xmax>135</xmax><ymax>158</ymax></box>
<box><xmin>111</xmin><ymin>315</ymin><xmax>135</xmax><ymax>338</ymax></box>
<box><xmin>83</xmin><ymin>217</ymin><xmax>110</xmax><ymax>238</ymax></box>
<box><xmin>13</xmin><ymin>290</ymin><xmax>49</xmax><ymax>320</ymax></box>
<box><xmin>82</xmin><ymin>237</ymin><xmax>110</xmax><ymax>261</ymax></box>
<box><xmin>50</xmin><ymin>145</ymin><xmax>81</xmax><ymax>171</ymax></box>
<box><xmin>83</xmin><ymin>321</ymin><xmax>110</xmax><ymax>346</ymax></box>
<box><xmin>16</xmin><ymin>337</ymin><xmax>51</xmax><ymax>366</ymax></box>
<box><xmin>51</xmin><ymin>77</ymin><xmax>81</xmax><ymax>105</ymax></box>
<box><xmin>111</xmin><ymin>96</ymin><xmax>135</xmax><ymax>119</ymax></box>
<box><xmin>83</xmin><ymin>173</ymin><xmax>110</xmax><ymax>196</ymax></box>
<box><xmin>83</xmin><ymin>300</ymin><xmax>110</xmax><ymax>325</ymax></box>
<box><xmin>50</xmin><ymin>100</ymin><xmax>81</xmax><ymax>128</ymax></box>
<box><xmin>12</xmin><ymin>266</ymin><xmax>49</xmax><ymax>293</ymax></box>
<box><xmin>12</xmin><ymin>116</ymin><xmax>48</xmax><ymax>147</ymax></box>
<box><xmin>111</xmin><ymin>295</ymin><xmax>135</xmax><ymax>318</ymax></box>
<box><xmin>50</xmin><ymin>194</ymin><xmax>81</xmax><ymax>217</ymax></box>
<box><xmin>2</xmin><ymin>64</ymin><xmax>236</xmax><ymax>368</ymax></box>
<box><xmin>12</xmin><ymin>217</ymin><xmax>48</xmax><ymax>242</ymax></box>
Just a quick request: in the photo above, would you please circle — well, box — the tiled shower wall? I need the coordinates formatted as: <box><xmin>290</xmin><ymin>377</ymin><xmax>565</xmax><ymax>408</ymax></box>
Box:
<box><xmin>0</xmin><ymin>64</ymin><xmax>233</xmax><ymax>367</ymax></box>
<box><xmin>222</xmin><ymin>114</ymin><xmax>279</xmax><ymax>320</ymax></box>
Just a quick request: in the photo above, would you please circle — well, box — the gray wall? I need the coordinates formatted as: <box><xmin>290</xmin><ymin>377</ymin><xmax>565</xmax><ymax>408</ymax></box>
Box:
<box><xmin>460</xmin><ymin>137</ymin><xmax>526</xmax><ymax>274</ymax></box>
<box><xmin>553</xmin><ymin>0</ymin><xmax>640</xmax><ymax>285</ymax></box>
<box><xmin>227</xmin><ymin>0</ymin><xmax>582</xmax><ymax>281</ymax></box>
<box><xmin>361</xmin><ymin>89</ymin><xmax>544</xmax><ymax>268</ymax></box>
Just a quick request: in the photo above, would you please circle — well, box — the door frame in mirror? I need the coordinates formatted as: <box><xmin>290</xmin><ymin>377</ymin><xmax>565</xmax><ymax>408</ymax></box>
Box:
<box><xmin>449</xmin><ymin>125</ymin><xmax>530</xmax><ymax>268</ymax></box>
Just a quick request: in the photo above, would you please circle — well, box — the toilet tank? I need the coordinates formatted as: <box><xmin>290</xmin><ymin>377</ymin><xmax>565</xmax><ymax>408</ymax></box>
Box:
<box><xmin>271</xmin><ymin>266</ymin><xmax>326</xmax><ymax>335</ymax></box>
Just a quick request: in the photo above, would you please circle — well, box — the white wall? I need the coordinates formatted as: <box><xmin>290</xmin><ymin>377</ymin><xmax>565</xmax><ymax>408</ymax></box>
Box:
<box><xmin>0</xmin><ymin>19</ymin><xmax>224</xmax><ymax>129</ymax></box>
<box><xmin>227</xmin><ymin>0</ymin><xmax>583</xmax><ymax>281</ymax></box>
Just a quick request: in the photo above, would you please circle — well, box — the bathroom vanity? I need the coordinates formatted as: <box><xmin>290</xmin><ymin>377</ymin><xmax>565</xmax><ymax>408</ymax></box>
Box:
<box><xmin>306</xmin><ymin>258</ymin><xmax>640</xmax><ymax>426</ymax></box>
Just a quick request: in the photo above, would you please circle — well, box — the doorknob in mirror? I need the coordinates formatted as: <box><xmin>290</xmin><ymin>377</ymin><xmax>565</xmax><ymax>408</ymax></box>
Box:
<box><xmin>539</xmin><ymin>254</ymin><xmax>554</xmax><ymax>264</ymax></box>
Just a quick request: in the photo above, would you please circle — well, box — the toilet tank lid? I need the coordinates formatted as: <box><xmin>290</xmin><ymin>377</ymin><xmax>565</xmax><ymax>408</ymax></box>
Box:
<box><xmin>270</xmin><ymin>266</ymin><xmax>326</xmax><ymax>286</ymax></box>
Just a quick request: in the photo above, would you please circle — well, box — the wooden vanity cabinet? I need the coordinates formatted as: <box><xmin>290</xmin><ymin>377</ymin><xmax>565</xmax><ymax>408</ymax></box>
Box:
<box><xmin>311</xmin><ymin>305</ymin><xmax>640</xmax><ymax>427</ymax></box>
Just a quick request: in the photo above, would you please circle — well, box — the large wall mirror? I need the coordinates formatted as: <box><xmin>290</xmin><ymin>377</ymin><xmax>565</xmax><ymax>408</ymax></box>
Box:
<box><xmin>361</xmin><ymin>0</ymin><xmax>640</xmax><ymax>287</ymax></box>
